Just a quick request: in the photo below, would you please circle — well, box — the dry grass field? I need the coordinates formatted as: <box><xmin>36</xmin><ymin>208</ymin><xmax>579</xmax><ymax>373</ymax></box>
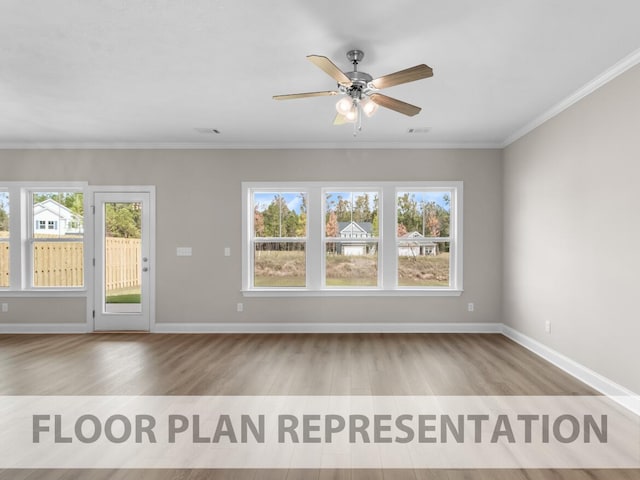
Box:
<box><xmin>254</xmin><ymin>250</ymin><xmax>450</xmax><ymax>287</ymax></box>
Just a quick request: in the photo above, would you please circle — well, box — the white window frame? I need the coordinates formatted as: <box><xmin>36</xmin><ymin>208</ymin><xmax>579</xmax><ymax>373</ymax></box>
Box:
<box><xmin>248</xmin><ymin>188</ymin><xmax>309</xmax><ymax>290</ymax></box>
<box><xmin>0</xmin><ymin>189</ymin><xmax>9</xmax><ymax>289</ymax></box>
<box><xmin>322</xmin><ymin>187</ymin><xmax>382</xmax><ymax>290</ymax></box>
<box><xmin>242</xmin><ymin>181</ymin><xmax>463</xmax><ymax>297</ymax></box>
<box><xmin>0</xmin><ymin>182</ymin><xmax>88</xmax><ymax>294</ymax></box>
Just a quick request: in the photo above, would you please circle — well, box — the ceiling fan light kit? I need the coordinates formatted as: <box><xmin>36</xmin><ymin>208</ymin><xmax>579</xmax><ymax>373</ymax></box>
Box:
<box><xmin>274</xmin><ymin>49</ymin><xmax>433</xmax><ymax>136</ymax></box>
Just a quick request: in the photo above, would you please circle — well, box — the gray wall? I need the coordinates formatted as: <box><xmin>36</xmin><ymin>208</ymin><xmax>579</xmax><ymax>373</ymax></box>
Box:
<box><xmin>0</xmin><ymin>149</ymin><xmax>503</xmax><ymax>326</ymax></box>
<box><xmin>503</xmin><ymin>64</ymin><xmax>640</xmax><ymax>393</ymax></box>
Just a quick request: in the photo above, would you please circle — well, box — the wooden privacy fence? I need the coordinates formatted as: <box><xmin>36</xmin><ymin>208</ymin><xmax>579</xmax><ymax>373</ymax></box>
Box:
<box><xmin>0</xmin><ymin>242</ymin><xmax>8</xmax><ymax>287</ymax></box>
<box><xmin>33</xmin><ymin>241</ymin><xmax>84</xmax><ymax>287</ymax></box>
<box><xmin>104</xmin><ymin>237</ymin><xmax>141</xmax><ymax>291</ymax></box>
<box><xmin>30</xmin><ymin>237</ymin><xmax>141</xmax><ymax>289</ymax></box>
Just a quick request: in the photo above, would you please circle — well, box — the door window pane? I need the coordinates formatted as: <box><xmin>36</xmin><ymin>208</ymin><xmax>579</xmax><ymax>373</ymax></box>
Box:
<box><xmin>104</xmin><ymin>202</ymin><xmax>142</xmax><ymax>313</ymax></box>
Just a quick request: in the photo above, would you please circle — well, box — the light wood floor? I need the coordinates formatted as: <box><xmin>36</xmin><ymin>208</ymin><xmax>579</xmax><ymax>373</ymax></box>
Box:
<box><xmin>0</xmin><ymin>333</ymin><xmax>637</xmax><ymax>479</ymax></box>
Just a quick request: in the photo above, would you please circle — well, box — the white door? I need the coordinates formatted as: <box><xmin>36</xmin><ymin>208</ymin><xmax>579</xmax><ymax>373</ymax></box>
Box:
<box><xmin>93</xmin><ymin>191</ymin><xmax>153</xmax><ymax>331</ymax></box>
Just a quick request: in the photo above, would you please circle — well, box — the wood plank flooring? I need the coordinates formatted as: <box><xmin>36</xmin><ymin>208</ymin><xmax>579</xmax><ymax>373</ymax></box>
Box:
<box><xmin>0</xmin><ymin>333</ymin><xmax>636</xmax><ymax>479</ymax></box>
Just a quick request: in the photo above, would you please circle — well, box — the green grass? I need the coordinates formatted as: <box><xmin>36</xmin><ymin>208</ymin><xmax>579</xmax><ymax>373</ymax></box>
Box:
<box><xmin>106</xmin><ymin>293</ymin><xmax>141</xmax><ymax>304</ymax></box>
<box><xmin>106</xmin><ymin>287</ymin><xmax>141</xmax><ymax>304</ymax></box>
<box><xmin>254</xmin><ymin>276</ymin><xmax>305</xmax><ymax>287</ymax></box>
<box><xmin>325</xmin><ymin>278</ymin><xmax>377</xmax><ymax>287</ymax></box>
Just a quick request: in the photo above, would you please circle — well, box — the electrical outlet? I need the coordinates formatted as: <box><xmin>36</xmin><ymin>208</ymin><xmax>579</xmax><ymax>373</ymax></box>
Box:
<box><xmin>545</xmin><ymin>320</ymin><xmax>551</xmax><ymax>334</ymax></box>
<box><xmin>224</xmin><ymin>247</ymin><xmax>231</xmax><ymax>257</ymax></box>
<box><xmin>467</xmin><ymin>302</ymin><xmax>474</xmax><ymax>312</ymax></box>
<box><xmin>237</xmin><ymin>303</ymin><xmax>243</xmax><ymax>313</ymax></box>
<box><xmin>1</xmin><ymin>303</ymin><xmax>7</xmax><ymax>313</ymax></box>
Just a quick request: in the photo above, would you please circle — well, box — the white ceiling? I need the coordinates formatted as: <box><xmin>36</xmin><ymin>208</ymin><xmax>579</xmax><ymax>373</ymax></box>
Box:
<box><xmin>2</xmin><ymin>0</ymin><xmax>640</xmax><ymax>149</ymax></box>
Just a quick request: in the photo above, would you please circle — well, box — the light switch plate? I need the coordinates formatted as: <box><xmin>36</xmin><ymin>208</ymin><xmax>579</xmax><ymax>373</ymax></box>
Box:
<box><xmin>176</xmin><ymin>247</ymin><xmax>192</xmax><ymax>257</ymax></box>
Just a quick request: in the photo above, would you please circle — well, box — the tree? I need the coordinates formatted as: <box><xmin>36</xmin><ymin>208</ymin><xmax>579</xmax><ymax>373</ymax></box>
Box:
<box><xmin>105</xmin><ymin>204</ymin><xmax>141</xmax><ymax>238</ymax></box>
<box><xmin>397</xmin><ymin>223</ymin><xmax>408</xmax><ymax>237</ymax></box>
<box><xmin>325</xmin><ymin>211</ymin><xmax>338</xmax><ymax>238</ymax></box>
<box><xmin>0</xmin><ymin>195</ymin><xmax>8</xmax><ymax>233</ymax></box>
<box><xmin>325</xmin><ymin>211</ymin><xmax>338</xmax><ymax>253</ymax></box>
<box><xmin>353</xmin><ymin>193</ymin><xmax>372</xmax><ymax>223</ymax></box>
<box><xmin>254</xmin><ymin>206</ymin><xmax>265</xmax><ymax>237</ymax></box>
<box><xmin>294</xmin><ymin>193</ymin><xmax>307</xmax><ymax>238</ymax></box>
<box><xmin>397</xmin><ymin>193</ymin><xmax>420</xmax><ymax>233</ymax></box>
<box><xmin>371</xmin><ymin>212</ymin><xmax>379</xmax><ymax>237</ymax></box>
<box><xmin>262</xmin><ymin>195</ymin><xmax>289</xmax><ymax>237</ymax></box>
<box><xmin>335</xmin><ymin>195</ymin><xmax>351</xmax><ymax>222</ymax></box>
<box><xmin>0</xmin><ymin>208</ymin><xmax>8</xmax><ymax>233</ymax></box>
<box><xmin>33</xmin><ymin>192</ymin><xmax>83</xmax><ymax>215</ymax></box>
<box><xmin>425</xmin><ymin>204</ymin><xmax>441</xmax><ymax>237</ymax></box>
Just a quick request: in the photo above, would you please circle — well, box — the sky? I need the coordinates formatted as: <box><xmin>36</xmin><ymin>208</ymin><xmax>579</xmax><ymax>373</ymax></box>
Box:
<box><xmin>397</xmin><ymin>191</ymin><xmax>450</xmax><ymax>211</ymax></box>
<box><xmin>254</xmin><ymin>193</ymin><xmax>305</xmax><ymax>214</ymax></box>
<box><xmin>253</xmin><ymin>190</ymin><xmax>450</xmax><ymax>214</ymax></box>
<box><xmin>325</xmin><ymin>191</ymin><xmax>377</xmax><ymax>212</ymax></box>
<box><xmin>0</xmin><ymin>192</ymin><xmax>8</xmax><ymax>215</ymax></box>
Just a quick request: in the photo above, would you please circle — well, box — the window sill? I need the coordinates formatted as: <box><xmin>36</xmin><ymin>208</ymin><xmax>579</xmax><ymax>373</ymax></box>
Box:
<box><xmin>0</xmin><ymin>289</ymin><xmax>87</xmax><ymax>298</ymax></box>
<box><xmin>242</xmin><ymin>289</ymin><xmax>463</xmax><ymax>297</ymax></box>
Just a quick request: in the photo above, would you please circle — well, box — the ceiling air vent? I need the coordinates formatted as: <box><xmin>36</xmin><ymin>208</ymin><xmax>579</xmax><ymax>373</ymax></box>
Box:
<box><xmin>195</xmin><ymin>128</ymin><xmax>221</xmax><ymax>134</ymax></box>
<box><xmin>407</xmin><ymin>127</ymin><xmax>431</xmax><ymax>134</ymax></box>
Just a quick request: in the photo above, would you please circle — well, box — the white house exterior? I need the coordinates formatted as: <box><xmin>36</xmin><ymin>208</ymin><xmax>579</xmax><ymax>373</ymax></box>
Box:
<box><xmin>338</xmin><ymin>221</ymin><xmax>373</xmax><ymax>256</ymax></box>
<box><xmin>398</xmin><ymin>231</ymin><xmax>438</xmax><ymax>256</ymax></box>
<box><xmin>33</xmin><ymin>199</ymin><xmax>83</xmax><ymax>236</ymax></box>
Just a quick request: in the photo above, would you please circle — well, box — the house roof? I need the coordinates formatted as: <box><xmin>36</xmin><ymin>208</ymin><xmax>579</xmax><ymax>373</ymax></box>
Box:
<box><xmin>339</xmin><ymin>221</ymin><xmax>373</xmax><ymax>235</ymax></box>
<box><xmin>33</xmin><ymin>199</ymin><xmax>79</xmax><ymax>220</ymax></box>
<box><xmin>399</xmin><ymin>231</ymin><xmax>424</xmax><ymax>239</ymax></box>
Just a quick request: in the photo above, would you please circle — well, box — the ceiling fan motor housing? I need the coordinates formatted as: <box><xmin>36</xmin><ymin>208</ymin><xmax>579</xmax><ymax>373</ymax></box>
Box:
<box><xmin>342</xmin><ymin>71</ymin><xmax>374</xmax><ymax>100</ymax></box>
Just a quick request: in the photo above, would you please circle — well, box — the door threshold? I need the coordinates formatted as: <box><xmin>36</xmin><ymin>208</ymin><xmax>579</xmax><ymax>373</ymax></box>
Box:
<box><xmin>92</xmin><ymin>330</ymin><xmax>150</xmax><ymax>334</ymax></box>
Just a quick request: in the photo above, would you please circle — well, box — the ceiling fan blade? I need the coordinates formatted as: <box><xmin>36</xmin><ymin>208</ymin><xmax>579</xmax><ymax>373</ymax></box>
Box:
<box><xmin>333</xmin><ymin>113</ymin><xmax>348</xmax><ymax>125</ymax></box>
<box><xmin>307</xmin><ymin>55</ymin><xmax>352</xmax><ymax>86</ymax></box>
<box><xmin>370</xmin><ymin>64</ymin><xmax>433</xmax><ymax>90</ymax></box>
<box><xmin>273</xmin><ymin>91</ymin><xmax>338</xmax><ymax>100</ymax></box>
<box><xmin>369</xmin><ymin>93</ymin><xmax>421</xmax><ymax>116</ymax></box>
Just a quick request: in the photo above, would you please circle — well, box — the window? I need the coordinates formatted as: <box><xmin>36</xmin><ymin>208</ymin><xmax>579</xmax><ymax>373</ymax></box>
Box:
<box><xmin>31</xmin><ymin>192</ymin><xmax>84</xmax><ymax>287</ymax></box>
<box><xmin>251</xmin><ymin>191</ymin><xmax>307</xmax><ymax>288</ymax></box>
<box><xmin>325</xmin><ymin>190</ymin><xmax>379</xmax><ymax>287</ymax></box>
<box><xmin>0</xmin><ymin>192</ymin><xmax>9</xmax><ymax>288</ymax></box>
<box><xmin>397</xmin><ymin>190</ymin><xmax>452</xmax><ymax>288</ymax></box>
<box><xmin>243</xmin><ymin>182</ymin><xmax>463</xmax><ymax>296</ymax></box>
<box><xmin>0</xmin><ymin>183</ymin><xmax>86</xmax><ymax>291</ymax></box>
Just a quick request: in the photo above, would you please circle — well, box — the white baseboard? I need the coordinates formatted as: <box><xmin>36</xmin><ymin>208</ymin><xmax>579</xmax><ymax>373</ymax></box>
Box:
<box><xmin>0</xmin><ymin>323</ymin><xmax>88</xmax><ymax>334</ymax></box>
<box><xmin>153</xmin><ymin>322</ymin><xmax>503</xmax><ymax>334</ymax></box>
<box><xmin>501</xmin><ymin>325</ymin><xmax>640</xmax><ymax>416</ymax></box>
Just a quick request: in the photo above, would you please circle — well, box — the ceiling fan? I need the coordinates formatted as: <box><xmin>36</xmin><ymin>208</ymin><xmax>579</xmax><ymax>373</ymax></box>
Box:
<box><xmin>273</xmin><ymin>49</ymin><xmax>433</xmax><ymax>134</ymax></box>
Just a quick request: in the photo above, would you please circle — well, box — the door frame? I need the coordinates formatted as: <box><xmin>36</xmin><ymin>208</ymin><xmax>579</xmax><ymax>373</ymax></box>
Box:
<box><xmin>87</xmin><ymin>186</ymin><xmax>156</xmax><ymax>332</ymax></box>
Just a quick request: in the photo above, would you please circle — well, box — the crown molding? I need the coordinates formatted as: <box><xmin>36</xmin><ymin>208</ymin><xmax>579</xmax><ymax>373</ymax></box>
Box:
<box><xmin>501</xmin><ymin>46</ymin><xmax>640</xmax><ymax>148</ymax></box>
<box><xmin>0</xmin><ymin>141</ymin><xmax>501</xmax><ymax>150</ymax></box>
